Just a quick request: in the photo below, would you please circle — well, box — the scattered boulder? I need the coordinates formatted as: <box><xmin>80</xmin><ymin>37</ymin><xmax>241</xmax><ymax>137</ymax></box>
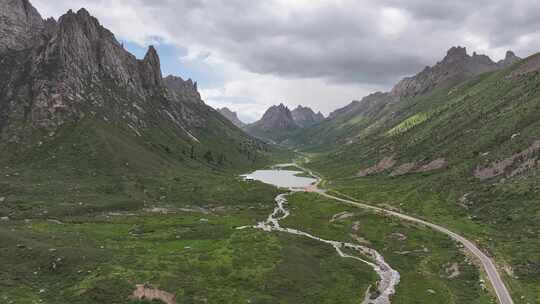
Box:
<box><xmin>390</xmin><ymin>232</ymin><xmax>408</xmax><ymax>241</ymax></box>
<box><xmin>131</xmin><ymin>283</ymin><xmax>176</xmax><ymax>304</ymax></box>
<box><xmin>445</xmin><ymin>263</ymin><xmax>461</xmax><ymax>279</ymax></box>
<box><xmin>458</xmin><ymin>193</ymin><xmax>473</xmax><ymax>209</ymax></box>
<box><xmin>144</xmin><ymin>207</ymin><xmax>171</xmax><ymax>214</ymax></box>
<box><xmin>330</xmin><ymin>211</ymin><xmax>354</xmax><ymax>223</ymax></box>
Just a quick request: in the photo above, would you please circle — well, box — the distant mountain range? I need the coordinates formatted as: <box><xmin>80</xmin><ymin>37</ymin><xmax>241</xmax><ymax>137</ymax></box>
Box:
<box><xmin>291</xmin><ymin>105</ymin><xmax>325</xmax><ymax>127</ymax></box>
<box><xmin>243</xmin><ymin>103</ymin><xmax>324</xmax><ymax>141</ymax></box>
<box><xmin>391</xmin><ymin>46</ymin><xmax>520</xmax><ymax>98</ymax></box>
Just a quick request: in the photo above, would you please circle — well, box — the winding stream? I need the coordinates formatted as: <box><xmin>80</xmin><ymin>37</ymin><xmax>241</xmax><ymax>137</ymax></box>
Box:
<box><xmin>239</xmin><ymin>165</ymin><xmax>400</xmax><ymax>304</ymax></box>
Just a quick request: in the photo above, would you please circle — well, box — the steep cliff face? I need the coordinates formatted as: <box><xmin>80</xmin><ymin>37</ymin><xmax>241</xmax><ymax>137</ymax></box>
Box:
<box><xmin>0</xmin><ymin>0</ymin><xmax>44</xmax><ymax>53</ymax></box>
<box><xmin>0</xmin><ymin>1</ymin><xmax>266</xmax><ymax>170</ymax></box>
<box><xmin>0</xmin><ymin>6</ymin><xmax>208</xmax><ymax>138</ymax></box>
<box><xmin>291</xmin><ymin>105</ymin><xmax>324</xmax><ymax>127</ymax></box>
<box><xmin>391</xmin><ymin>46</ymin><xmax>521</xmax><ymax>98</ymax></box>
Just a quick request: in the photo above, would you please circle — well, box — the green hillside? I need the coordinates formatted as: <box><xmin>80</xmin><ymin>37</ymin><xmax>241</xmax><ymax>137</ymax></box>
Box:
<box><xmin>295</xmin><ymin>53</ymin><xmax>540</xmax><ymax>301</ymax></box>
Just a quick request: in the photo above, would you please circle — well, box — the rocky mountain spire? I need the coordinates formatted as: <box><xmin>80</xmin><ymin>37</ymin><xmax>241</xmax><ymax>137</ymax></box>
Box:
<box><xmin>141</xmin><ymin>45</ymin><xmax>163</xmax><ymax>89</ymax></box>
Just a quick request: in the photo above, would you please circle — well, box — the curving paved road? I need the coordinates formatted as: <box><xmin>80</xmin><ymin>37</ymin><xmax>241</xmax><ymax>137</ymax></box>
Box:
<box><xmin>297</xmin><ymin>164</ymin><xmax>514</xmax><ymax>304</ymax></box>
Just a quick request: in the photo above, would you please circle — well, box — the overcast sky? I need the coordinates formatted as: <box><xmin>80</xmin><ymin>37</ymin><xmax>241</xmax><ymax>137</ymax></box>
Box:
<box><xmin>32</xmin><ymin>0</ymin><xmax>540</xmax><ymax>122</ymax></box>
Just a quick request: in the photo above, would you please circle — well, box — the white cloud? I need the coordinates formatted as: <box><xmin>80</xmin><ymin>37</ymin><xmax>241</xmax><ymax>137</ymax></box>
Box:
<box><xmin>379</xmin><ymin>7</ymin><xmax>410</xmax><ymax>38</ymax></box>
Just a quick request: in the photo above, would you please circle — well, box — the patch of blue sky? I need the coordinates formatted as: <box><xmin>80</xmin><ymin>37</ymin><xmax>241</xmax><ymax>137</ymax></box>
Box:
<box><xmin>123</xmin><ymin>39</ymin><xmax>225</xmax><ymax>89</ymax></box>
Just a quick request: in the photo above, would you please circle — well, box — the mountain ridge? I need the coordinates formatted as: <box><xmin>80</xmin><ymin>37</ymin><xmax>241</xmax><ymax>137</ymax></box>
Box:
<box><xmin>391</xmin><ymin>46</ymin><xmax>521</xmax><ymax>98</ymax></box>
<box><xmin>0</xmin><ymin>0</ymin><xmax>269</xmax><ymax>175</ymax></box>
<box><xmin>218</xmin><ymin>107</ymin><xmax>245</xmax><ymax>127</ymax></box>
<box><xmin>291</xmin><ymin>105</ymin><xmax>325</xmax><ymax>127</ymax></box>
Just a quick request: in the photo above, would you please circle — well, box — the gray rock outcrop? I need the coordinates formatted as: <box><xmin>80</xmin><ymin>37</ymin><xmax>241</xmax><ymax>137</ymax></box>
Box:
<box><xmin>0</xmin><ymin>2</ymin><xmax>217</xmax><ymax>142</ymax></box>
<box><xmin>164</xmin><ymin>75</ymin><xmax>202</xmax><ymax>104</ymax></box>
<box><xmin>0</xmin><ymin>0</ymin><xmax>44</xmax><ymax>53</ymax></box>
<box><xmin>218</xmin><ymin>107</ymin><xmax>245</xmax><ymax>127</ymax></box>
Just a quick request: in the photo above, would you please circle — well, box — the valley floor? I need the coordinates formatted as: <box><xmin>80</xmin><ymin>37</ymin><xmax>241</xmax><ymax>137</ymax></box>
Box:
<box><xmin>0</xmin><ymin>162</ymin><xmax>503</xmax><ymax>304</ymax></box>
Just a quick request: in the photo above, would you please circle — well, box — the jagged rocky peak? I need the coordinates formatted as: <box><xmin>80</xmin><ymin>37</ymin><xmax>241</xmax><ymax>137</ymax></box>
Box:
<box><xmin>391</xmin><ymin>46</ymin><xmax>501</xmax><ymax>98</ymax></box>
<box><xmin>163</xmin><ymin>75</ymin><xmax>202</xmax><ymax>104</ymax></box>
<box><xmin>0</xmin><ymin>0</ymin><xmax>44</xmax><ymax>53</ymax></box>
<box><xmin>141</xmin><ymin>45</ymin><xmax>163</xmax><ymax>88</ymax></box>
<box><xmin>255</xmin><ymin>103</ymin><xmax>298</xmax><ymax>130</ymax></box>
<box><xmin>218</xmin><ymin>107</ymin><xmax>245</xmax><ymax>127</ymax></box>
<box><xmin>37</xmin><ymin>6</ymin><xmax>167</xmax><ymax>98</ymax></box>
<box><xmin>291</xmin><ymin>105</ymin><xmax>324</xmax><ymax>127</ymax></box>
<box><xmin>497</xmin><ymin>50</ymin><xmax>521</xmax><ymax>68</ymax></box>
<box><xmin>0</xmin><ymin>1</ymin><xmax>210</xmax><ymax>138</ymax></box>
<box><xmin>443</xmin><ymin>46</ymin><xmax>468</xmax><ymax>62</ymax></box>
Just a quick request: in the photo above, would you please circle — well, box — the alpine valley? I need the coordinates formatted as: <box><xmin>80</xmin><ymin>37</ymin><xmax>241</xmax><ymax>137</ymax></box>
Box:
<box><xmin>1</xmin><ymin>1</ymin><xmax>539</xmax><ymax>304</ymax></box>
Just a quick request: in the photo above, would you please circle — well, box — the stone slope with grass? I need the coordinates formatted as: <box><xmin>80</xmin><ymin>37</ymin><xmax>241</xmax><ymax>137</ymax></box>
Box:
<box><xmin>0</xmin><ymin>1</ymin><xmax>272</xmax><ymax>214</ymax></box>
<box><xmin>292</xmin><ymin>47</ymin><xmax>540</xmax><ymax>302</ymax></box>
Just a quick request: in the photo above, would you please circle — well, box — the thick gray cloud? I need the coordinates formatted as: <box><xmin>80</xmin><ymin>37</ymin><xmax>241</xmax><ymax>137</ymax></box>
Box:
<box><xmin>31</xmin><ymin>0</ymin><xmax>540</xmax><ymax>119</ymax></box>
<box><xmin>33</xmin><ymin>0</ymin><xmax>540</xmax><ymax>85</ymax></box>
<box><xmin>130</xmin><ymin>0</ymin><xmax>540</xmax><ymax>85</ymax></box>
